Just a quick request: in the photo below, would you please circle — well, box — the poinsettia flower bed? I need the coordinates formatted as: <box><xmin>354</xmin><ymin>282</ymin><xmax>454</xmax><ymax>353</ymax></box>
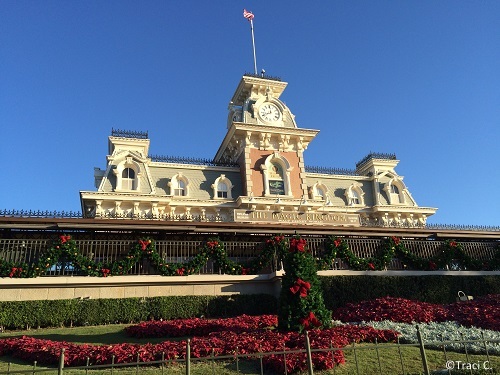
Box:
<box><xmin>446</xmin><ymin>294</ymin><xmax>500</xmax><ymax>331</ymax></box>
<box><xmin>125</xmin><ymin>314</ymin><xmax>278</xmax><ymax>338</ymax></box>
<box><xmin>0</xmin><ymin>324</ymin><xmax>398</xmax><ymax>374</ymax></box>
<box><xmin>332</xmin><ymin>295</ymin><xmax>500</xmax><ymax>331</ymax></box>
<box><xmin>332</xmin><ymin>296</ymin><xmax>449</xmax><ymax>323</ymax></box>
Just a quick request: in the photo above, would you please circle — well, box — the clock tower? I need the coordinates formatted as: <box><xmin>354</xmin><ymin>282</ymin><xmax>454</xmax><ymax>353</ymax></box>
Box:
<box><xmin>214</xmin><ymin>74</ymin><xmax>319</xmax><ymax>212</ymax></box>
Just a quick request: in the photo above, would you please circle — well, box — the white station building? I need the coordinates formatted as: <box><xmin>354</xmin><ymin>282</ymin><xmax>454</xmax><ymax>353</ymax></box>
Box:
<box><xmin>80</xmin><ymin>74</ymin><xmax>437</xmax><ymax>227</ymax></box>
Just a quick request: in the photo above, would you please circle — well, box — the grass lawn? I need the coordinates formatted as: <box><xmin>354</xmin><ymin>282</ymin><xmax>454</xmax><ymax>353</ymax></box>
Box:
<box><xmin>1</xmin><ymin>324</ymin><xmax>498</xmax><ymax>374</ymax></box>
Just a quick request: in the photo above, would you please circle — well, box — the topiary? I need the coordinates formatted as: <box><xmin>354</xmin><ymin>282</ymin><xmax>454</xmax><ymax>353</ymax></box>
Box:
<box><xmin>278</xmin><ymin>235</ymin><xmax>332</xmax><ymax>332</ymax></box>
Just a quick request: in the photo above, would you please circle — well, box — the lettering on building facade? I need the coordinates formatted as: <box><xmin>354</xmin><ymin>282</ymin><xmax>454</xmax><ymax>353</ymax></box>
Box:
<box><xmin>234</xmin><ymin>209</ymin><xmax>360</xmax><ymax>226</ymax></box>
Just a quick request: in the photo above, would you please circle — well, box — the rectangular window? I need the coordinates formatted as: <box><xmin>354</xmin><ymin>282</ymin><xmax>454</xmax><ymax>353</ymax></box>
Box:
<box><xmin>217</xmin><ymin>191</ymin><xmax>228</xmax><ymax>198</ymax></box>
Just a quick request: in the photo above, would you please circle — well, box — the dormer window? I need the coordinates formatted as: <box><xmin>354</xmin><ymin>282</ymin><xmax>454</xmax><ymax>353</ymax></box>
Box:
<box><xmin>114</xmin><ymin>159</ymin><xmax>140</xmax><ymax>191</ymax></box>
<box><xmin>122</xmin><ymin>168</ymin><xmax>135</xmax><ymax>190</ymax></box>
<box><xmin>350</xmin><ymin>190</ymin><xmax>360</xmax><ymax>205</ymax></box>
<box><xmin>217</xmin><ymin>182</ymin><xmax>228</xmax><ymax>198</ymax></box>
<box><xmin>384</xmin><ymin>179</ymin><xmax>406</xmax><ymax>204</ymax></box>
<box><xmin>345</xmin><ymin>184</ymin><xmax>365</xmax><ymax>206</ymax></box>
<box><xmin>310</xmin><ymin>182</ymin><xmax>328</xmax><ymax>201</ymax></box>
<box><xmin>174</xmin><ymin>180</ymin><xmax>186</xmax><ymax>196</ymax></box>
<box><xmin>212</xmin><ymin>175</ymin><xmax>233</xmax><ymax>199</ymax></box>
<box><xmin>169</xmin><ymin>174</ymin><xmax>190</xmax><ymax>197</ymax></box>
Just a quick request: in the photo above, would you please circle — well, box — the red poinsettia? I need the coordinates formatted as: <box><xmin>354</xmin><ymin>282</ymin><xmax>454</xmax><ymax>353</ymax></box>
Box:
<box><xmin>290</xmin><ymin>238</ymin><xmax>307</xmax><ymax>252</ymax></box>
<box><xmin>290</xmin><ymin>278</ymin><xmax>311</xmax><ymax>298</ymax></box>
<box><xmin>138</xmin><ymin>239</ymin><xmax>151</xmax><ymax>251</ymax></box>
<box><xmin>299</xmin><ymin>311</ymin><xmax>322</xmax><ymax>329</ymax></box>
<box><xmin>59</xmin><ymin>235</ymin><xmax>71</xmax><ymax>244</ymax></box>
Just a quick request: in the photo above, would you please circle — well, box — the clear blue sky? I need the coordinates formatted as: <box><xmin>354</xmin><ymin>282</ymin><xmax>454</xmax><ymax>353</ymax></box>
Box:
<box><xmin>1</xmin><ymin>1</ymin><xmax>499</xmax><ymax>226</ymax></box>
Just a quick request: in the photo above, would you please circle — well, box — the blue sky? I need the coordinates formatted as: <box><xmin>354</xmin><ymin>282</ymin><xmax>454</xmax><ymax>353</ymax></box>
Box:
<box><xmin>1</xmin><ymin>1</ymin><xmax>499</xmax><ymax>226</ymax></box>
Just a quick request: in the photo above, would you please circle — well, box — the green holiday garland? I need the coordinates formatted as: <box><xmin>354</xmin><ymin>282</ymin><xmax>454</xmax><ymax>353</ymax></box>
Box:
<box><xmin>321</xmin><ymin>236</ymin><xmax>500</xmax><ymax>271</ymax></box>
<box><xmin>0</xmin><ymin>235</ymin><xmax>281</xmax><ymax>278</ymax></box>
<box><xmin>1</xmin><ymin>234</ymin><xmax>498</xmax><ymax>278</ymax></box>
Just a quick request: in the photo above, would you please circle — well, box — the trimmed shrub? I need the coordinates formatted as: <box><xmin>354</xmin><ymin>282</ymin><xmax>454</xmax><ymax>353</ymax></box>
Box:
<box><xmin>0</xmin><ymin>294</ymin><xmax>277</xmax><ymax>331</ymax></box>
<box><xmin>321</xmin><ymin>275</ymin><xmax>500</xmax><ymax>308</ymax></box>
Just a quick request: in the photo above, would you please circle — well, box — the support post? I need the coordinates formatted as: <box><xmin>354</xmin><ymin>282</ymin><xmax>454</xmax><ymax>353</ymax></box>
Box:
<box><xmin>416</xmin><ymin>325</ymin><xmax>430</xmax><ymax>375</ymax></box>
<box><xmin>58</xmin><ymin>348</ymin><xmax>65</xmax><ymax>375</ymax></box>
<box><xmin>304</xmin><ymin>331</ymin><xmax>314</xmax><ymax>375</ymax></box>
<box><xmin>185</xmin><ymin>338</ymin><xmax>191</xmax><ymax>375</ymax></box>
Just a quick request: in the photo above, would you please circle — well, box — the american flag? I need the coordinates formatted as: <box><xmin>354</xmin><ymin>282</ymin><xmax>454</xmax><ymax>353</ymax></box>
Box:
<box><xmin>243</xmin><ymin>9</ymin><xmax>254</xmax><ymax>21</ymax></box>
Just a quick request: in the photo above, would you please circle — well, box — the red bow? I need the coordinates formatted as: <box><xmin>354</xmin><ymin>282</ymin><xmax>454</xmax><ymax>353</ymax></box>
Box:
<box><xmin>60</xmin><ymin>235</ymin><xmax>71</xmax><ymax>244</ymax></box>
<box><xmin>139</xmin><ymin>240</ymin><xmax>151</xmax><ymax>251</ymax></box>
<box><xmin>391</xmin><ymin>236</ymin><xmax>401</xmax><ymax>245</ymax></box>
<box><xmin>290</xmin><ymin>238</ymin><xmax>307</xmax><ymax>252</ymax></box>
<box><xmin>207</xmin><ymin>241</ymin><xmax>219</xmax><ymax>249</ymax></box>
<box><xmin>9</xmin><ymin>267</ymin><xmax>22</xmax><ymax>278</ymax></box>
<box><xmin>101</xmin><ymin>268</ymin><xmax>111</xmax><ymax>277</ymax></box>
<box><xmin>333</xmin><ymin>238</ymin><xmax>342</xmax><ymax>247</ymax></box>
<box><xmin>176</xmin><ymin>268</ymin><xmax>185</xmax><ymax>276</ymax></box>
<box><xmin>368</xmin><ymin>262</ymin><xmax>375</xmax><ymax>270</ymax></box>
<box><xmin>290</xmin><ymin>278</ymin><xmax>311</xmax><ymax>298</ymax></box>
<box><xmin>300</xmin><ymin>312</ymin><xmax>321</xmax><ymax>329</ymax></box>
<box><xmin>449</xmin><ymin>241</ymin><xmax>457</xmax><ymax>248</ymax></box>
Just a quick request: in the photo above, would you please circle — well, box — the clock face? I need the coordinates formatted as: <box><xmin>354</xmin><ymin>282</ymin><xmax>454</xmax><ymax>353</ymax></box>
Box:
<box><xmin>258</xmin><ymin>103</ymin><xmax>280</xmax><ymax>123</ymax></box>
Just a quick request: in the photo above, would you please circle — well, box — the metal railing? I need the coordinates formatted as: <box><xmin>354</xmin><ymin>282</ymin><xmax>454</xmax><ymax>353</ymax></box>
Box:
<box><xmin>305</xmin><ymin>165</ymin><xmax>359</xmax><ymax>176</ymax></box>
<box><xmin>0</xmin><ymin>327</ymin><xmax>498</xmax><ymax>375</ymax></box>
<box><xmin>149</xmin><ymin>154</ymin><xmax>239</xmax><ymax>168</ymax></box>
<box><xmin>111</xmin><ymin>128</ymin><xmax>148</xmax><ymax>139</ymax></box>
<box><xmin>0</xmin><ymin>238</ymin><xmax>496</xmax><ymax>275</ymax></box>
<box><xmin>356</xmin><ymin>152</ymin><xmax>397</xmax><ymax>168</ymax></box>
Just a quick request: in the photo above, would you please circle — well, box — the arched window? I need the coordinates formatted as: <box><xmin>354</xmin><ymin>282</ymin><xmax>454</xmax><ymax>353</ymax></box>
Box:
<box><xmin>310</xmin><ymin>182</ymin><xmax>328</xmax><ymax>201</ymax></box>
<box><xmin>121</xmin><ymin>168</ymin><xmax>135</xmax><ymax>190</ymax></box>
<box><xmin>268</xmin><ymin>163</ymin><xmax>285</xmax><ymax>195</ymax></box>
<box><xmin>344</xmin><ymin>184</ymin><xmax>365</xmax><ymax>206</ymax></box>
<box><xmin>114</xmin><ymin>159</ymin><xmax>140</xmax><ymax>191</ymax></box>
<box><xmin>384</xmin><ymin>179</ymin><xmax>406</xmax><ymax>204</ymax></box>
<box><xmin>169</xmin><ymin>174</ymin><xmax>190</xmax><ymax>197</ymax></box>
<box><xmin>174</xmin><ymin>180</ymin><xmax>186</xmax><ymax>196</ymax></box>
<box><xmin>212</xmin><ymin>175</ymin><xmax>233</xmax><ymax>199</ymax></box>
<box><xmin>350</xmin><ymin>190</ymin><xmax>360</xmax><ymax>205</ymax></box>
<box><xmin>261</xmin><ymin>152</ymin><xmax>293</xmax><ymax>197</ymax></box>
<box><xmin>217</xmin><ymin>182</ymin><xmax>228</xmax><ymax>198</ymax></box>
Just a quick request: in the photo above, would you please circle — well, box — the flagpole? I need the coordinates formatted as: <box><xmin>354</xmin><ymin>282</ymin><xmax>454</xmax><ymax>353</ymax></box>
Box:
<box><xmin>250</xmin><ymin>19</ymin><xmax>257</xmax><ymax>75</ymax></box>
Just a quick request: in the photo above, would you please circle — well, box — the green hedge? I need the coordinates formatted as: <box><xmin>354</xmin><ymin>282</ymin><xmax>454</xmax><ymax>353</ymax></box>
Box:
<box><xmin>1</xmin><ymin>276</ymin><xmax>499</xmax><ymax>330</ymax></box>
<box><xmin>321</xmin><ymin>275</ymin><xmax>500</xmax><ymax>309</ymax></box>
<box><xmin>0</xmin><ymin>294</ymin><xmax>278</xmax><ymax>330</ymax></box>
